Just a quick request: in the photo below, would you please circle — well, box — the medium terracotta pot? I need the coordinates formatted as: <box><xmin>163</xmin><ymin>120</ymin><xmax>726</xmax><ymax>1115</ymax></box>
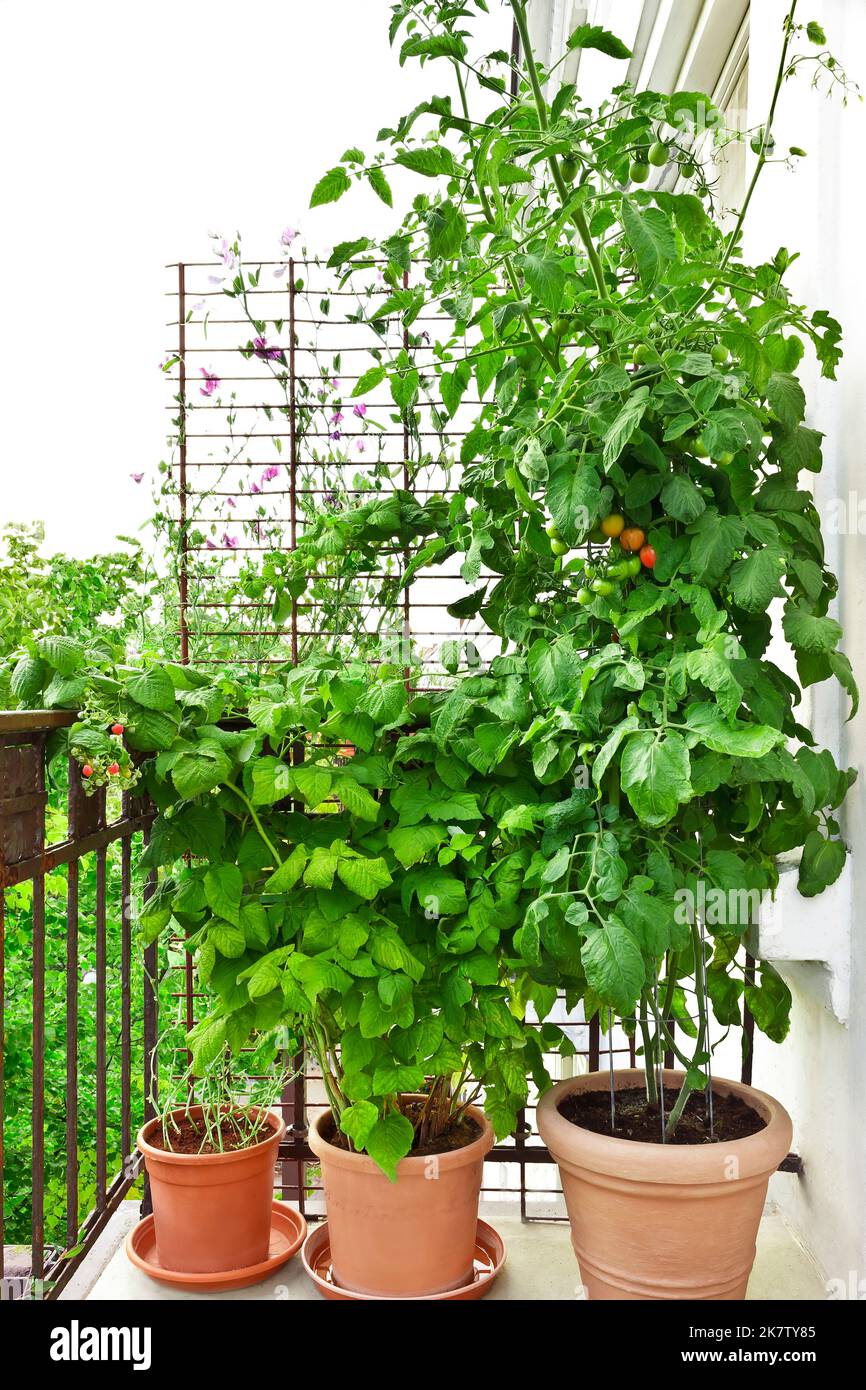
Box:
<box><xmin>537</xmin><ymin>1069</ymin><xmax>792</xmax><ymax>1301</ymax></box>
<box><xmin>137</xmin><ymin>1106</ymin><xmax>285</xmax><ymax>1274</ymax></box>
<box><xmin>308</xmin><ymin>1099</ymin><xmax>493</xmax><ymax>1297</ymax></box>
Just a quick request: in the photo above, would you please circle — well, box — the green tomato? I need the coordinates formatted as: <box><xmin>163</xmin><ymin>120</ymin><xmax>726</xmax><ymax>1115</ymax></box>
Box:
<box><xmin>680</xmin><ymin>160</ymin><xmax>696</xmax><ymax>179</ymax></box>
<box><xmin>717</xmin><ymin>451</ymin><xmax>735</xmax><ymax>466</ymax></box>
<box><xmin>629</xmin><ymin>159</ymin><xmax>651</xmax><ymax>184</ymax></box>
<box><xmin>648</xmin><ymin>141</ymin><xmax>669</xmax><ymax>167</ymax></box>
<box><xmin>588</xmin><ymin>526</ymin><xmax>607</xmax><ymax>544</ymax></box>
<box><xmin>552</xmin><ymin>317</ymin><xmax>570</xmax><ymax>338</ymax></box>
<box><xmin>527</xmin><ymin>604</ymin><xmax>541</xmax><ymax>619</ymax></box>
<box><xmin>692</xmin><ymin>434</ymin><xmax>710</xmax><ymax>459</ymax></box>
<box><xmin>591</xmin><ymin>578</ymin><xmax>615</xmax><ymax>598</ymax></box>
<box><xmin>626</xmin><ymin>556</ymin><xmax>642</xmax><ymax>578</ymax></box>
<box><xmin>607</xmin><ymin>562</ymin><xmax>630</xmax><ymax>581</ymax></box>
<box><xmin>576</xmin><ymin>587</ymin><xmax>593</xmax><ymax>607</ymax></box>
<box><xmin>552</xmin><ymin>601</ymin><xmax>566</xmax><ymax>617</ymax></box>
<box><xmin>545</xmin><ymin>521</ymin><xmax>562</xmax><ymax>540</ymax></box>
<box><xmin>634</xmin><ymin>344</ymin><xmax>655</xmax><ymax>366</ymax></box>
<box><xmin>711</xmin><ymin>343</ymin><xmax>730</xmax><ymax>366</ymax></box>
<box><xmin>560</xmin><ymin>156</ymin><xmax>578</xmax><ymax>183</ymax></box>
<box><xmin>550</xmin><ymin>539</ymin><xmax>569</xmax><ymax>557</ymax></box>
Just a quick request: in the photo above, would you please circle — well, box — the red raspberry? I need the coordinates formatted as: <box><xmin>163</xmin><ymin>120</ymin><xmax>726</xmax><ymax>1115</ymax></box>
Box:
<box><xmin>107</xmin><ymin>762</ymin><xmax>121</xmax><ymax>776</ymax></box>
<box><xmin>111</xmin><ymin>723</ymin><xmax>125</xmax><ymax>735</ymax></box>
<box><xmin>82</xmin><ymin>765</ymin><xmax>94</xmax><ymax>778</ymax></box>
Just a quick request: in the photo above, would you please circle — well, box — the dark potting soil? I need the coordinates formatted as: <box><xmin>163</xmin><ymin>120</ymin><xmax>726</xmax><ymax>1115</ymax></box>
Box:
<box><xmin>557</xmin><ymin>1085</ymin><xmax>766</xmax><ymax>1145</ymax></box>
<box><xmin>324</xmin><ymin>1098</ymin><xmax>482</xmax><ymax>1158</ymax></box>
<box><xmin>149</xmin><ymin>1114</ymin><xmax>273</xmax><ymax>1155</ymax></box>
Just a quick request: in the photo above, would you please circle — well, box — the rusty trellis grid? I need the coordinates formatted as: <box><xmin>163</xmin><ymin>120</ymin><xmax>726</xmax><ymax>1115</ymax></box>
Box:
<box><xmin>160</xmin><ymin>255</ymin><xmax>747</xmax><ymax>1218</ymax></box>
<box><xmin>0</xmin><ymin>710</ymin><xmax>157</xmax><ymax>1299</ymax></box>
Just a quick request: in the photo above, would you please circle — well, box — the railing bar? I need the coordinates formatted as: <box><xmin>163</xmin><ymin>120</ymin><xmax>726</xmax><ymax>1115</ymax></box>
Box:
<box><xmin>121</xmin><ymin>836</ymin><xmax>132</xmax><ymax>1159</ymax></box>
<box><xmin>0</xmin><ymin>812</ymin><xmax>154</xmax><ymax>887</ymax></box>
<box><xmin>141</xmin><ymin>851</ymin><xmax>158</xmax><ymax>1217</ymax></box>
<box><xmin>95</xmin><ymin>848</ymin><xmax>108</xmax><ymax>1211</ymax></box>
<box><xmin>31</xmin><ymin>871</ymin><xmax>45</xmax><ymax>1284</ymax></box>
<box><xmin>0</xmin><ymin>892</ymin><xmax>5</xmax><ymax>1284</ymax></box>
<box><xmin>65</xmin><ymin>859</ymin><xmax>80</xmax><ymax>1245</ymax></box>
<box><xmin>43</xmin><ymin>1164</ymin><xmax>141</xmax><ymax>1299</ymax></box>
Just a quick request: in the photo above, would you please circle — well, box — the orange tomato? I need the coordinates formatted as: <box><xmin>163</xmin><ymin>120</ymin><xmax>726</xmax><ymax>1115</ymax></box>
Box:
<box><xmin>619</xmin><ymin>527</ymin><xmax>646</xmax><ymax>552</ymax></box>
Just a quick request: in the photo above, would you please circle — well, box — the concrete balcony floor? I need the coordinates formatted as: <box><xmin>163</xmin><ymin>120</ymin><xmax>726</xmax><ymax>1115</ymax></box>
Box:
<box><xmin>65</xmin><ymin>1199</ymin><xmax>825</xmax><ymax>1302</ymax></box>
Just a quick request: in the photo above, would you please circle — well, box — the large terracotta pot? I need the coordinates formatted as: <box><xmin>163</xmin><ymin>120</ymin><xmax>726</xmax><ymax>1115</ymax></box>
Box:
<box><xmin>137</xmin><ymin>1106</ymin><xmax>285</xmax><ymax>1274</ymax></box>
<box><xmin>308</xmin><ymin>1100</ymin><xmax>493</xmax><ymax>1297</ymax></box>
<box><xmin>537</xmin><ymin>1069</ymin><xmax>792</xmax><ymax>1301</ymax></box>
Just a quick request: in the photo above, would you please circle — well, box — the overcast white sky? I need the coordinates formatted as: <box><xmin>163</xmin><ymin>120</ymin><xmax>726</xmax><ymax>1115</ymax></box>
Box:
<box><xmin>1</xmin><ymin>0</ymin><xmax>513</xmax><ymax>558</ymax></box>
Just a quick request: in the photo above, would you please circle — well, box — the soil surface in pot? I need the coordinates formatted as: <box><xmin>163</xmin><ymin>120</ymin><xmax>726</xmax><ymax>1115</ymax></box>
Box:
<box><xmin>149</xmin><ymin>1113</ymin><xmax>274</xmax><ymax>1155</ymax></box>
<box><xmin>557</xmin><ymin>1086</ymin><xmax>766</xmax><ymax>1145</ymax></box>
<box><xmin>323</xmin><ymin>1099</ymin><xmax>482</xmax><ymax>1158</ymax></box>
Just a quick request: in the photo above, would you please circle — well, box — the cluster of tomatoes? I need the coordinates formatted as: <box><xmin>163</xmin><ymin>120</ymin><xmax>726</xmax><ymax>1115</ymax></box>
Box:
<box><xmin>81</xmin><ymin>723</ymin><xmax>125</xmax><ymax>780</ymax></box>
<box><xmin>528</xmin><ymin>512</ymin><xmax>657</xmax><ymax>619</ymax></box>
<box><xmin>75</xmin><ymin>723</ymin><xmax>142</xmax><ymax>795</ymax></box>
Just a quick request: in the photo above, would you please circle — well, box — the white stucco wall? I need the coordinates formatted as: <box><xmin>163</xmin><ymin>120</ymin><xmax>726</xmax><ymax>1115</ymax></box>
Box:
<box><xmin>743</xmin><ymin>0</ymin><xmax>866</xmax><ymax>1291</ymax></box>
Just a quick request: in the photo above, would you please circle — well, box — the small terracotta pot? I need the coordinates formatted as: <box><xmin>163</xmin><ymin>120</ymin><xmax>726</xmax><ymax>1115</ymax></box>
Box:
<box><xmin>308</xmin><ymin>1099</ymin><xmax>493</xmax><ymax>1297</ymax></box>
<box><xmin>537</xmin><ymin>1069</ymin><xmax>792</xmax><ymax>1301</ymax></box>
<box><xmin>137</xmin><ymin>1106</ymin><xmax>285</xmax><ymax>1274</ymax></box>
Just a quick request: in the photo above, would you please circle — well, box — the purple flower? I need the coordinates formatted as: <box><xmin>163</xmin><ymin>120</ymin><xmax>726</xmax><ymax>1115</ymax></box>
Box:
<box><xmin>130</xmin><ymin>472</ymin><xmax>144</xmax><ymax>483</ymax></box>
<box><xmin>250</xmin><ymin>481</ymin><xmax>262</xmax><ymax>494</ymax></box>
<box><xmin>199</xmin><ymin>368</ymin><xmax>220</xmax><ymax>397</ymax></box>
<box><xmin>356</xmin><ymin>439</ymin><xmax>366</xmax><ymax>454</ymax></box>
<box><xmin>206</xmin><ymin>539</ymin><xmax>217</xmax><ymax>551</ymax></box>
<box><xmin>261</xmin><ymin>465</ymin><xmax>281</xmax><ymax>484</ymax></box>
<box><xmin>280</xmin><ymin>226</ymin><xmax>298</xmax><ymax>247</ymax></box>
<box><xmin>226</xmin><ymin>497</ymin><xmax>236</xmax><ymax>508</ymax></box>
<box><xmin>253</xmin><ymin>335</ymin><xmax>284</xmax><ymax>363</ymax></box>
<box><xmin>323</xmin><ymin>491</ymin><xmax>339</xmax><ymax>509</ymax></box>
<box><xmin>208</xmin><ymin>274</ymin><xmax>225</xmax><ymax>287</ymax></box>
<box><xmin>273</xmin><ymin>265</ymin><xmax>287</xmax><ymax>280</ymax></box>
<box><xmin>219</xmin><ymin>239</ymin><xmax>236</xmax><ymax>269</ymax></box>
<box><xmin>330</xmin><ymin>377</ymin><xmax>339</xmax><ymax>389</ymax></box>
<box><xmin>330</xmin><ymin>430</ymin><xmax>342</xmax><ymax>442</ymax></box>
<box><xmin>221</xmin><ymin>532</ymin><xmax>238</xmax><ymax>549</ymax></box>
<box><xmin>353</xmin><ymin>402</ymin><xmax>367</xmax><ymax>418</ymax></box>
<box><xmin>330</xmin><ymin>411</ymin><xmax>344</xmax><ymax>426</ymax></box>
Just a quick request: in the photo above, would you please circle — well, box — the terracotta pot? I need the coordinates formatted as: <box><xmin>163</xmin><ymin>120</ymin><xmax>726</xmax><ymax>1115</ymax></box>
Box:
<box><xmin>137</xmin><ymin>1106</ymin><xmax>285</xmax><ymax>1274</ymax></box>
<box><xmin>308</xmin><ymin>1099</ymin><xmax>493</xmax><ymax>1297</ymax></box>
<box><xmin>537</xmin><ymin>1069</ymin><xmax>792</xmax><ymax>1301</ymax></box>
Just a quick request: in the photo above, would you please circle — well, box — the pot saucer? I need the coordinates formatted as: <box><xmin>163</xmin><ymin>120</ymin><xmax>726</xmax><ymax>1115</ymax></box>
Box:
<box><xmin>301</xmin><ymin>1218</ymin><xmax>506</xmax><ymax>1301</ymax></box>
<box><xmin>125</xmin><ymin>1200</ymin><xmax>307</xmax><ymax>1293</ymax></box>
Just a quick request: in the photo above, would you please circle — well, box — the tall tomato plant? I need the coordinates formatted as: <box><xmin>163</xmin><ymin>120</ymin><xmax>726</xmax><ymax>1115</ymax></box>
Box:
<box><xmin>297</xmin><ymin>0</ymin><xmax>857</xmax><ymax>1125</ymax></box>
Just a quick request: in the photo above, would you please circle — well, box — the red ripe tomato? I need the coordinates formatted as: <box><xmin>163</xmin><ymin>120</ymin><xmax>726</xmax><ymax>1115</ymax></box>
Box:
<box><xmin>82</xmin><ymin>765</ymin><xmax>93</xmax><ymax>778</ymax></box>
<box><xmin>111</xmin><ymin>723</ymin><xmax>125</xmax><ymax>735</ymax></box>
<box><xmin>619</xmin><ymin>527</ymin><xmax>646</xmax><ymax>552</ymax></box>
<box><xmin>107</xmin><ymin>762</ymin><xmax>121</xmax><ymax>776</ymax></box>
<box><xmin>640</xmin><ymin>545</ymin><xmax>657</xmax><ymax>569</ymax></box>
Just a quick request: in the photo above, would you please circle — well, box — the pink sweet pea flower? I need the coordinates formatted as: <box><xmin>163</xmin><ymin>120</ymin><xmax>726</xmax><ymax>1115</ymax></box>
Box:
<box><xmin>261</xmin><ymin>465</ymin><xmax>281</xmax><ymax>484</ymax></box>
<box><xmin>253</xmin><ymin>335</ymin><xmax>284</xmax><ymax>363</ymax></box>
<box><xmin>250</xmin><ymin>482</ymin><xmax>262</xmax><ymax>494</ymax></box>
<box><xmin>206</xmin><ymin>539</ymin><xmax>217</xmax><ymax>550</ymax></box>
<box><xmin>356</xmin><ymin>439</ymin><xmax>366</xmax><ymax>453</ymax></box>
<box><xmin>280</xmin><ymin>226</ymin><xmax>298</xmax><ymax>246</ymax></box>
<box><xmin>221</xmin><ymin>533</ymin><xmax>238</xmax><ymax>549</ymax></box>
<box><xmin>199</xmin><ymin>368</ymin><xmax>220</xmax><ymax>397</ymax></box>
<box><xmin>330</xmin><ymin>411</ymin><xmax>344</xmax><ymax>426</ymax></box>
<box><xmin>130</xmin><ymin>472</ymin><xmax>145</xmax><ymax>483</ymax></box>
<box><xmin>226</xmin><ymin>497</ymin><xmax>236</xmax><ymax>508</ymax></box>
<box><xmin>353</xmin><ymin>403</ymin><xmax>367</xmax><ymax>418</ymax></box>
